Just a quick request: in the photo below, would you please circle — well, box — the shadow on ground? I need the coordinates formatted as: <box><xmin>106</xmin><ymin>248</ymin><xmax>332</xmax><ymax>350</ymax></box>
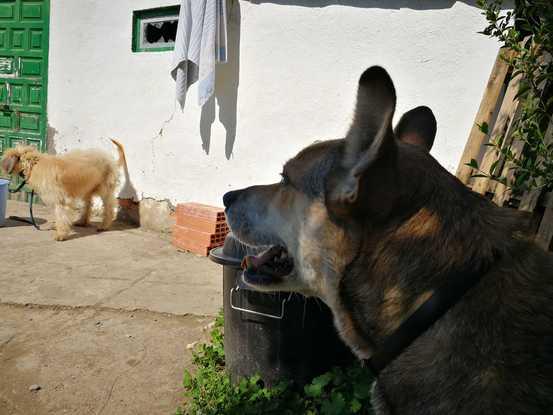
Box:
<box><xmin>3</xmin><ymin>216</ymin><xmax>48</xmax><ymax>228</ymax></box>
<box><xmin>2</xmin><ymin>217</ymin><xmax>138</xmax><ymax>240</ymax></box>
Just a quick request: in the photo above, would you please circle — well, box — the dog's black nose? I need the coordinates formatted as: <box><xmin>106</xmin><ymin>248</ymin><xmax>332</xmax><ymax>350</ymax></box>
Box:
<box><xmin>223</xmin><ymin>190</ymin><xmax>240</xmax><ymax>208</ymax></box>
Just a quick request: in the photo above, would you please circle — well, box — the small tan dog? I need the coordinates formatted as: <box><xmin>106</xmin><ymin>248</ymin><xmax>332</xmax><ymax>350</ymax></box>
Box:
<box><xmin>1</xmin><ymin>140</ymin><xmax>126</xmax><ymax>241</ymax></box>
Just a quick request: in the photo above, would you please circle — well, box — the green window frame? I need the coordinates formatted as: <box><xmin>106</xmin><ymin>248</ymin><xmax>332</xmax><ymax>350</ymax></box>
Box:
<box><xmin>132</xmin><ymin>5</ymin><xmax>180</xmax><ymax>53</ymax></box>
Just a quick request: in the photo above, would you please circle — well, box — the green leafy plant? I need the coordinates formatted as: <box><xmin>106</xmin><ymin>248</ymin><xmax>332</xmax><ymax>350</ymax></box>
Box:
<box><xmin>469</xmin><ymin>0</ymin><xmax>553</xmax><ymax>196</ymax></box>
<box><xmin>177</xmin><ymin>310</ymin><xmax>375</xmax><ymax>415</ymax></box>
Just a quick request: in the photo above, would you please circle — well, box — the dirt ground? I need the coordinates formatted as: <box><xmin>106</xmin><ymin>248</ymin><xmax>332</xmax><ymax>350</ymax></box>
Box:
<box><xmin>0</xmin><ymin>201</ymin><xmax>224</xmax><ymax>415</ymax></box>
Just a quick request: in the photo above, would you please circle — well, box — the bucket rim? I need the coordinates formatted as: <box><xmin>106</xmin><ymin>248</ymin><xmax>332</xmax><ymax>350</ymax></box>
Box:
<box><xmin>209</xmin><ymin>246</ymin><xmax>242</xmax><ymax>268</ymax></box>
<box><xmin>0</xmin><ymin>178</ymin><xmax>10</xmax><ymax>186</ymax></box>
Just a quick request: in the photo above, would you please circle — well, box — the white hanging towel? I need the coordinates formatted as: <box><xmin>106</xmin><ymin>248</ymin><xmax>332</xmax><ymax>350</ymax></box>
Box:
<box><xmin>171</xmin><ymin>0</ymin><xmax>228</xmax><ymax>108</ymax></box>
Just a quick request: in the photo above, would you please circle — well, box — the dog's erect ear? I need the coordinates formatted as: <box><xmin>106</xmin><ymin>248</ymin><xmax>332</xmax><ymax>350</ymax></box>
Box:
<box><xmin>1</xmin><ymin>155</ymin><xmax>18</xmax><ymax>174</ymax></box>
<box><xmin>335</xmin><ymin>66</ymin><xmax>396</xmax><ymax>204</ymax></box>
<box><xmin>394</xmin><ymin>106</ymin><xmax>437</xmax><ymax>152</ymax></box>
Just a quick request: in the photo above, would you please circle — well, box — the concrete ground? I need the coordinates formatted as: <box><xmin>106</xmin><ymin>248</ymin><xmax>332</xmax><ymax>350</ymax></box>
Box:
<box><xmin>0</xmin><ymin>201</ymin><xmax>223</xmax><ymax>415</ymax></box>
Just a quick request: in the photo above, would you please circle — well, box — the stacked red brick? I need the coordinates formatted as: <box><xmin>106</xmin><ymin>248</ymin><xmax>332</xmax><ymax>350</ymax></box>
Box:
<box><xmin>172</xmin><ymin>202</ymin><xmax>229</xmax><ymax>256</ymax></box>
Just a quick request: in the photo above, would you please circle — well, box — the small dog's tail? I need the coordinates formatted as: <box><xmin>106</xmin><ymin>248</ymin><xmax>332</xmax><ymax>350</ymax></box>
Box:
<box><xmin>110</xmin><ymin>139</ymin><xmax>127</xmax><ymax>169</ymax></box>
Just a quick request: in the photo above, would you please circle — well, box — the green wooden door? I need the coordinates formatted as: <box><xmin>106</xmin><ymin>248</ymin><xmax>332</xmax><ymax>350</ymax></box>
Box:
<box><xmin>0</xmin><ymin>0</ymin><xmax>49</xmax><ymax>155</ymax></box>
<box><xmin>0</xmin><ymin>0</ymin><xmax>49</xmax><ymax>200</ymax></box>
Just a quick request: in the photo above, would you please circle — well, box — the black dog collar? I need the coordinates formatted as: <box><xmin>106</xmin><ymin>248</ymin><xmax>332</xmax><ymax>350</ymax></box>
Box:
<box><xmin>365</xmin><ymin>264</ymin><xmax>489</xmax><ymax>376</ymax></box>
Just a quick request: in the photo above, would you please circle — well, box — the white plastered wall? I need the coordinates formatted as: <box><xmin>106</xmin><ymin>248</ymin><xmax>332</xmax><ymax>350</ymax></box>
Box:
<box><xmin>48</xmin><ymin>0</ymin><xmax>502</xmax><ymax>207</ymax></box>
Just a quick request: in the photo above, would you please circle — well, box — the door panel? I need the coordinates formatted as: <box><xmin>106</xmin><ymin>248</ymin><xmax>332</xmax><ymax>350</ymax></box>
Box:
<box><xmin>0</xmin><ymin>0</ymin><xmax>49</xmax><ymax>200</ymax></box>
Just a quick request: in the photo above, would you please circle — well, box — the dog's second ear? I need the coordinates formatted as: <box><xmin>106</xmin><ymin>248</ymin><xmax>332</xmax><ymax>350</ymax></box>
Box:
<box><xmin>395</xmin><ymin>106</ymin><xmax>437</xmax><ymax>152</ymax></box>
<box><xmin>331</xmin><ymin>66</ymin><xmax>396</xmax><ymax>205</ymax></box>
<box><xmin>1</xmin><ymin>155</ymin><xmax>18</xmax><ymax>174</ymax></box>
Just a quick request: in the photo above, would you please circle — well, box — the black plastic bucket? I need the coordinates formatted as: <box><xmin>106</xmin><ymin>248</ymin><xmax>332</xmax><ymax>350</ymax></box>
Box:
<box><xmin>209</xmin><ymin>233</ymin><xmax>354</xmax><ymax>387</ymax></box>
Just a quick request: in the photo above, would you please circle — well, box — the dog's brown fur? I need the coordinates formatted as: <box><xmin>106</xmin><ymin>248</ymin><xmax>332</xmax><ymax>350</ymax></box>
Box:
<box><xmin>223</xmin><ymin>67</ymin><xmax>553</xmax><ymax>414</ymax></box>
<box><xmin>1</xmin><ymin>140</ymin><xmax>125</xmax><ymax>240</ymax></box>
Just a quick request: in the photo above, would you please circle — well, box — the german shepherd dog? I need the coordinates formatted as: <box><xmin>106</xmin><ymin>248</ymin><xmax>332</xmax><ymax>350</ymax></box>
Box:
<box><xmin>223</xmin><ymin>67</ymin><xmax>553</xmax><ymax>414</ymax></box>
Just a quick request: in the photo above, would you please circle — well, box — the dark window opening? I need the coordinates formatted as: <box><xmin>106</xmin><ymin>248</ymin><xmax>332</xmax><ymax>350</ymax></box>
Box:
<box><xmin>144</xmin><ymin>20</ymin><xmax>178</xmax><ymax>44</ymax></box>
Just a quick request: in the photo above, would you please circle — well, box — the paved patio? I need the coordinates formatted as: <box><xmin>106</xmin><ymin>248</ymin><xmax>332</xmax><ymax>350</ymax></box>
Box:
<box><xmin>0</xmin><ymin>200</ymin><xmax>223</xmax><ymax>415</ymax></box>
